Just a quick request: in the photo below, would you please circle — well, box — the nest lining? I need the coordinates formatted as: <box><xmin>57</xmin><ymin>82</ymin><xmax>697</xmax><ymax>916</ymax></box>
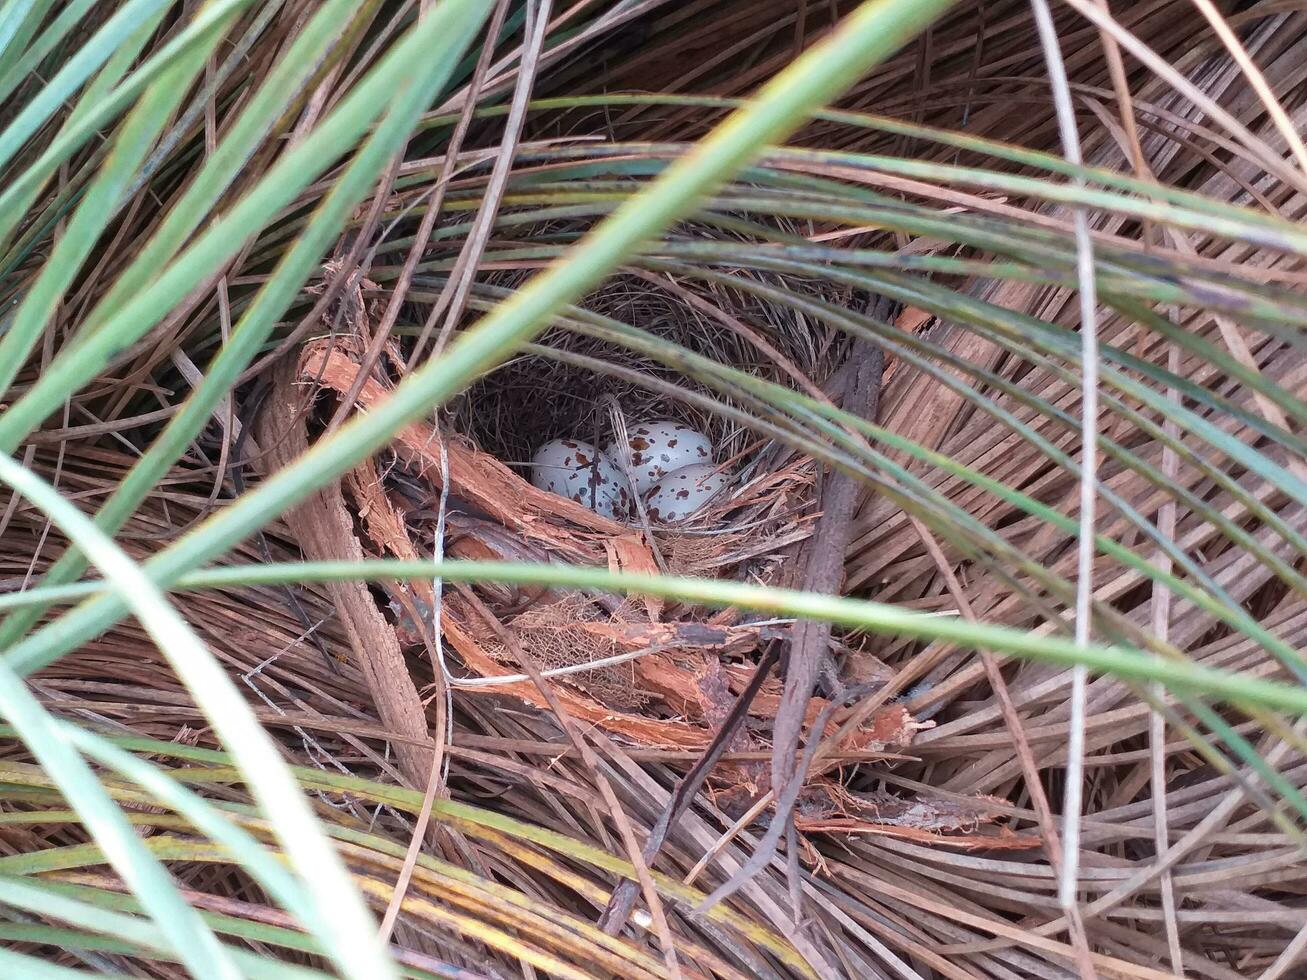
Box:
<box><xmin>491</xmin><ymin>593</ymin><xmax>650</xmax><ymax>711</ymax></box>
<box><xmin>451</xmin><ymin>270</ymin><xmax>840</xmax><ymax>494</ymax></box>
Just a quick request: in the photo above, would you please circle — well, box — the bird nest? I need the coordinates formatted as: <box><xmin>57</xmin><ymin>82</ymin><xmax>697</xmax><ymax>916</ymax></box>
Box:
<box><xmin>453</xmin><ymin>271</ymin><xmax>826</xmax><ymax>472</ymax></box>
<box><xmin>290</xmin><ymin>262</ymin><xmax>946</xmax><ymax>794</ymax></box>
<box><xmin>447</xmin><ymin>268</ymin><xmax>848</xmax><ymax>573</ymax></box>
<box><xmin>272</xmin><ymin>256</ymin><xmax>985</xmax><ymax>852</ymax></box>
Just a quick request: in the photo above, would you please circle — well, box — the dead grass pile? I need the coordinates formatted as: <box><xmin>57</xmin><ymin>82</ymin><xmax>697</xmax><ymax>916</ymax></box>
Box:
<box><xmin>4</xmin><ymin>1</ymin><xmax>1306</xmax><ymax>977</ymax></box>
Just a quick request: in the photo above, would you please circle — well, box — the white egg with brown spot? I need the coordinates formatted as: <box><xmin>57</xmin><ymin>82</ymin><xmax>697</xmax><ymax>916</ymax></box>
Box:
<box><xmin>531</xmin><ymin>438</ymin><xmax>632</xmax><ymax>520</ymax></box>
<box><xmin>606</xmin><ymin>419</ymin><xmax>713</xmax><ymax>495</ymax></box>
<box><xmin>644</xmin><ymin>463</ymin><xmax>727</xmax><ymax>524</ymax></box>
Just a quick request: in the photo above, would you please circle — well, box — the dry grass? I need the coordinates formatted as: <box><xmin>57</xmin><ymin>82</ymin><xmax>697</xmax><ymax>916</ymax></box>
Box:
<box><xmin>3</xmin><ymin>1</ymin><xmax>1306</xmax><ymax>977</ymax></box>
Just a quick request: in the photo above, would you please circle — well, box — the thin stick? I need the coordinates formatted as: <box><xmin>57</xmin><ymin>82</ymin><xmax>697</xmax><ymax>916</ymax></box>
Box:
<box><xmin>1059</xmin><ymin>0</ymin><xmax>1307</xmax><ymax>194</ymax></box>
<box><xmin>1029</xmin><ymin>0</ymin><xmax>1100</xmax><ymax>948</ymax></box>
<box><xmin>1149</xmin><ymin>330</ymin><xmax>1183</xmax><ymax>973</ymax></box>
<box><xmin>1257</xmin><ymin>919</ymin><xmax>1307</xmax><ymax>980</ymax></box>
<box><xmin>408</xmin><ymin>0</ymin><xmax>553</xmax><ymax>368</ymax></box>
<box><xmin>683</xmin><ymin>789</ymin><xmax>773</xmax><ymax>887</ymax></box>
<box><xmin>1185</xmin><ymin>0</ymin><xmax>1307</xmax><ymax>173</ymax></box>
<box><xmin>376</xmin><ymin>746</ymin><xmax>443</xmax><ymax>943</ymax></box>
<box><xmin>908</xmin><ymin>513</ymin><xmax>1091</xmax><ymax>961</ymax></box>
<box><xmin>600</xmin><ymin>643</ymin><xmax>779</xmax><ymax>931</ymax></box>
<box><xmin>696</xmin><ymin>334</ymin><xmax>883</xmax><ymax>914</ymax></box>
<box><xmin>602</xmin><ymin>393</ymin><xmax>670</xmax><ymax>574</ymax></box>
<box><xmin>326</xmin><ymin>0</ymin><xmax>514</xmax><ymax>433</ymax></box>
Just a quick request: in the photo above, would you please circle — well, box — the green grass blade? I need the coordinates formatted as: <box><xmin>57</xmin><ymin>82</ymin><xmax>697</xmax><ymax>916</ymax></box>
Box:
<box><xmin>0</xmin><ymin>0</ymin><xmax>97</xmax><ymax>104</ymax></box>
<box><xmin>0</xmin><ymin>0</ymin><xmax>259</xmax><ymax>251</ymax></box>
<box><xmin>0</xmin><ymin>0</ymin><xmax>488</xmax><ymax>454</ymax></box>
<box><xmin>0</xmin><ymin>0</ymin><xmax>39</xmax><ymax>61</ymax></box>
<box><xmin>0</xmin><ymin>876</ymin><xmax>335</xmax><ymax>980</ymax></box>
<box><xmin>0</xmin><ymin>944</ymin><xmax>134</xmax><ymax>980</ymax></box>
<box><xmin>429</xmin><ymin>92</ymin><xmax>1307</xmax><ymax>231</ymax></box>
<box><xmin>0</xmin><ymin>9</ymin><xmax>225</xmax><ymax>399</ymax></box>
<box><xmin>0</xmin><ymin>0</ymin><xmax>485</xmax><ymax>647</ymax></box>
<box><xmin>58</xmin><ymin>721</ymin><xmax>321</xmax><ymax>936</ymax></box>
<box><xmin>0</xmin><ymin>0</ymin><xmax>208</xmax><ymax>176</ymax></box>
<box><xmin>0</xmin><ymin>659</ymin><xmax>237</xmax><ymax>973</ymax></box>
<box><xmin>0</xmin><ymin>0</ymin><xmax>960</xmax><ymax>687</ymax></box>
<box><xmin>0</xmin><ymin>452</ymin><xmax>393</xmax><ymax>978</ymax></box>
<box><xmin>79</xmin><ymin>0</ymin><xmax>361</xmax><ymax>327</ymax></box>
<box><xmin>11</xmin><ymin>558</ymin><xmax>1307</xmax><ymax>716</ymax></box>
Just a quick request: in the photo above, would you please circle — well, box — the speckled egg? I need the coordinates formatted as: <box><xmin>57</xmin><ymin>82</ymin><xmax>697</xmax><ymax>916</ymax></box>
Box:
<box><xmin>531</xmin><ymin>438</ymin><xmax>632</xmax><ymax>519</ymax></box>
<box><xmin>644</xmin><ymin>463</ymin><xmax>727</xmax><ymax>523</ymax></box>
<box><xmin>606</xmin><ymin>420</ymin><xmax>713</xmax><ymax>495</ymax></box>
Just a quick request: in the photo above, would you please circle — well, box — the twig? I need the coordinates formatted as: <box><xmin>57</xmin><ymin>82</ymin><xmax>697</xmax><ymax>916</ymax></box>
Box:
<box><xmin>408</xmin><ymin>0</ymin><xmax>553</xmax><ymax>368</ymax></box>
<box><xmin>377</xmin><ymin>744</ymin><xmax>444</xmax><ymax>944</ymax></box>
<box><xmin>908</xmin><ymin>513</ymin><xmax>1093</xmax><ymax>964</ymax></box>
<box><xmin>602</xmin><ymin>393</ymin><xmax>671</xmax><ymax>574</ymax></box>
<box><xmin>599</xmin><ymin>642</ymin><xmax>780</xmax><ymax>932</ymax></box>
<box><xmin>698</xmin><ymin>327</ymin><xmax>884</xmax><ymax>914</ymax></box>
<box><xmin>1150</xmin><ymin>328</ymin><xmax>1183</xmax><ymax>973</ymax></box>
<box><xmin>327</xmin><ymin>0</ymin><xmax>514</xmax><ymax>432</ymax></box>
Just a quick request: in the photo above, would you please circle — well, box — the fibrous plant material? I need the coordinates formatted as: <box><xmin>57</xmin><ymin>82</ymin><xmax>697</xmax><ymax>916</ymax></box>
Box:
<box><xmin>501</xmin><ymin>594</ymin><xmax>651</xmax><ymax>711</ymax></box>
<box><xmin>3</xmin><ymin>1</ymin><xmax>1307</xmax><ymax>978</ymax></box>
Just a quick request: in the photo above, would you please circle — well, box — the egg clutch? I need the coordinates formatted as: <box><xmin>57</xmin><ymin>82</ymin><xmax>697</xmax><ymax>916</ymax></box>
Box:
<box><xmin>531</xmin><ymin>419</ymin><xmax>726</xmax><ymax>523</ymax></box>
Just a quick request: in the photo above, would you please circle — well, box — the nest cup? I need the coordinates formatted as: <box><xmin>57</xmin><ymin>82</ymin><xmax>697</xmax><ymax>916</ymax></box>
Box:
<box><xmin>452</xmin><ymin>271</ymin><xmax>839</xmax><ymax>534</ymax></box>
<box><xmin>444</xmin><ymin>270</ymin><xmax>843</xmax><ymax>713</ymax></box>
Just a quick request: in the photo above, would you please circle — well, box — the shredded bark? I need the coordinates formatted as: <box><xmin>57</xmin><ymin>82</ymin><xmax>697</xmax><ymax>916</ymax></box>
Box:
<box><xmin>255</xmin><ymin>360</ymin><xmax>433</xmax><ymax>788</ymax></box>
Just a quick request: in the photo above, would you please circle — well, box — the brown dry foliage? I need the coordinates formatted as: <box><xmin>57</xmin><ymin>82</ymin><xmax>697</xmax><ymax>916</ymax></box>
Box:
<box><xmin>3</xmin><ymin>1</ymin><xmax>1307</xmax><ymax>978</ymax></box>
